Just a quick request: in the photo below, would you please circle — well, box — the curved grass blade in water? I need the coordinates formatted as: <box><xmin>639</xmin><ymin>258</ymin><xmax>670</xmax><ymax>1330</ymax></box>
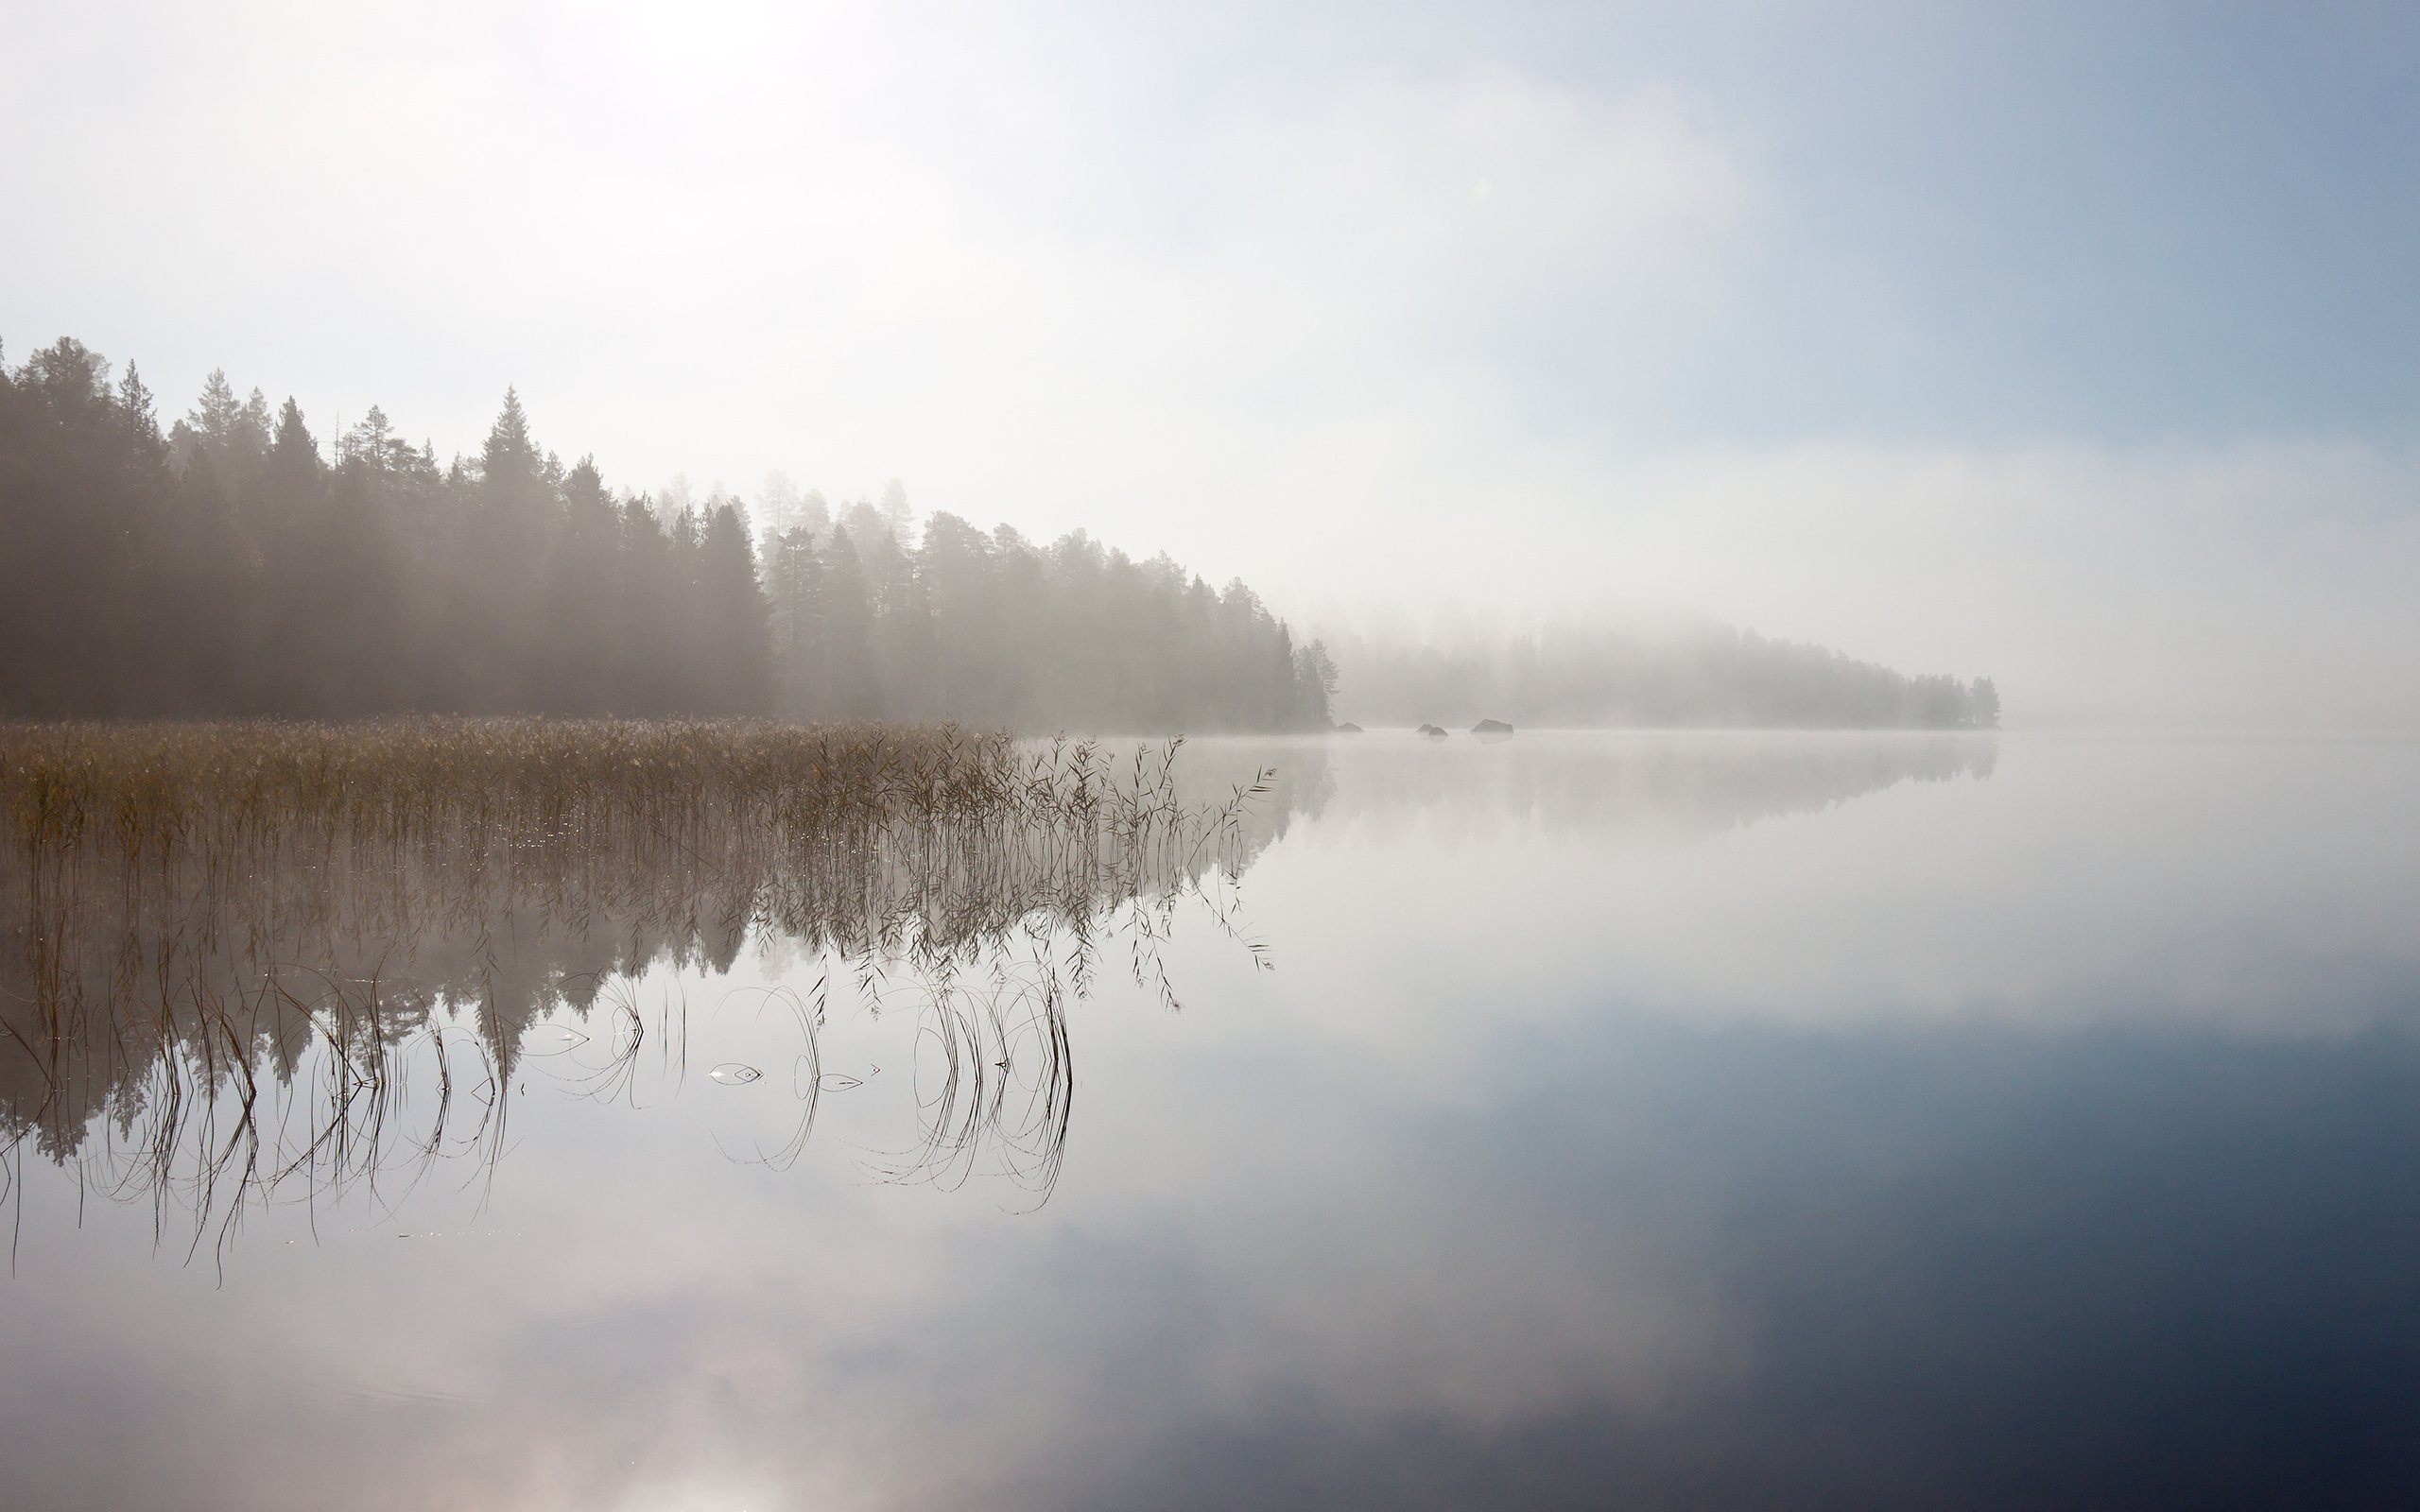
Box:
<box><xmin>0</xmin><ymin>717</ymin><xmax>1276</xmax><ymax>1262</ymax></box>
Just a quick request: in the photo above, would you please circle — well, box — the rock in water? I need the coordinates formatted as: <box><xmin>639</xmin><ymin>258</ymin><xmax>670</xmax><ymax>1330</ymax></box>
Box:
<box><xmin>1335</xmin><ymin>722</ymin><xmax>1364</xmax><ymax>733</ymax></box>
<box><xmin>1471</xmin><ymin>719</ymin><xmax>1513</xmax><ymax>735</ymax></box>
<box><xmin>1417</xmin><ymin>724</ymin><xmax>1448</xmax><ymax>739</ymax></box>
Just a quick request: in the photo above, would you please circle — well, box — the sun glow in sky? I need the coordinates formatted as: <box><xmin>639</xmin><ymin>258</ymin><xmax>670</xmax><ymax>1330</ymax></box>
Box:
<box><xmin>7</xmin><ymin>0</ymin><xmax>2418</xmax><ymax>727</ymax></box>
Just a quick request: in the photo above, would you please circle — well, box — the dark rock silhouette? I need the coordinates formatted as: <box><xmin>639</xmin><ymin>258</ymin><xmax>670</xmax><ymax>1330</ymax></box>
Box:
<box><xmin>1472</xmin><ymin>719</ymin><xmax>1513</xmax><ymax>734</ymax></box>
<box><xmin>1417</xmin><ymin>724</ymin><xmax>1448</xmax><ymax>739</ymax></box>
<box><xmin>1335</xmin><ymin>722</ymin><xmax>1363</xmax><ymax>733</ymax></box>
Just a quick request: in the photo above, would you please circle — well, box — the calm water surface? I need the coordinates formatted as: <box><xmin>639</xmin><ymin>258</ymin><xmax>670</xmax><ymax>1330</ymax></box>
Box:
<box><xmin>7</xmin><ymin>731</ymin><xmax>2420</xmax><ymax>1511</ymax></box>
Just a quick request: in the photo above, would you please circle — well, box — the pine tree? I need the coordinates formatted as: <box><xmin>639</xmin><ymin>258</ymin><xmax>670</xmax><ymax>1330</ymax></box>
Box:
<box><xmin>880</xmin><ymin>477</ymin><xmax>916</xmax><ymax>545</ymax></box>
<box><xmin>821</xmin><ymin>524</ymin><xmax>880</xmax><ymax>718</ymax></box>
<box><xmin>189</xmin><ymin>369</ymin><xmax>243</xmax><ymax>440</ymax></box>
<box><xmin>1970</xmin><ymin>677</ymin><xmax>2001</xmax><ymax>729</ymax></box>
<box><xmin>762</xmin><ymin>525</ymin><xmax>826</xmax><ymax>716</ymax></box>
<box><xmin>698</xmin><ymin>503</ymin><xmax>771</xmax><ymax>714</ymax></box>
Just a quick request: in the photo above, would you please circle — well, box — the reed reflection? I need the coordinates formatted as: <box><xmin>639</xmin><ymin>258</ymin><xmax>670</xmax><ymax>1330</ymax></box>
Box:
<box><xmin>2</xmin><ymin>723</ymin><xmax>1994</xmax><ymax>1263</ymax></box>
<box><xmin>0</xmin><ymin>720</ymin><xmax>1272</xmax><ymax>1256</ymax></box>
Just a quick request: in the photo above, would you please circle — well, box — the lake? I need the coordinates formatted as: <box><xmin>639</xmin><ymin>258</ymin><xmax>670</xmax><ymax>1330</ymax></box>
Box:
<box><xmin>7</xmin><ymin>730</ymin><xmax>2420</xmax><ymax>1510</ymax></box>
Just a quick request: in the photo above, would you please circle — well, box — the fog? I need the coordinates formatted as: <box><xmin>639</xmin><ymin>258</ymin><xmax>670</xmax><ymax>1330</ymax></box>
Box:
<box><xmin>7</xmin><ymin>1</ymin><xmax>2418</xmax><ymax>728</ymax></box>
<box><xmin>17</xmin><ymin>11</ymin><xmax>2420</xmax><ymax>1507</ymax></box>
<box><xmin>1305</xmin><ymin>440</ymin><xmax>2420</xmax><ymax>730</ymax></box>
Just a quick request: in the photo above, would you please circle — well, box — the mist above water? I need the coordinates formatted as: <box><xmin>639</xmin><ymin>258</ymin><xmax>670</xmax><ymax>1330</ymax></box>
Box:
<box><xmin>7</xmin><ymin>731</ymin><xmax>2419</xmax><ymax>1510</ymax></box>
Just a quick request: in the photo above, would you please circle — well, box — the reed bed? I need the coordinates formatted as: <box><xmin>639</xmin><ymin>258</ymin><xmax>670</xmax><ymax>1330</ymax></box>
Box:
<box><xmin>0</xmin><ymin>718</ymin><xmax>1275</xmax><ymax>1258</ymax></box>
<box><xmin>9</xmin><ymin>717</ymin><xmax>1028</xmax><ymax>855</ymax></box>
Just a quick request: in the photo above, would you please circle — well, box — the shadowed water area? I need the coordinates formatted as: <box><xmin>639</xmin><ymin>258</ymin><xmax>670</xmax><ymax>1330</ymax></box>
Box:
<box><xmin>6</xmin><ymin>726</ymin><xmax>2420</xmax><ymax>1510</ymax></box>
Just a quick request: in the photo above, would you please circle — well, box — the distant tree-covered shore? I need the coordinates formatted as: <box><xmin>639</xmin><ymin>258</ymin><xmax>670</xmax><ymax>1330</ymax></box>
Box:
<box><xmin>0</xmin><ymin>339</ymin><xmax>1333</xmax><ymax>730</ymax></box>
<box><xmin>1327</xmin><ymin>624</ymin><xmax>2000</xmax><ymax>730</ymax></box>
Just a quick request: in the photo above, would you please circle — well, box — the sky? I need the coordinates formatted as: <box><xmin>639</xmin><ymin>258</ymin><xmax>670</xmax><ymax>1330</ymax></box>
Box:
<box><xmin>5</xmin><ymin>0</ymin><xmax>2418</xmax><ymax>727</ymax></box>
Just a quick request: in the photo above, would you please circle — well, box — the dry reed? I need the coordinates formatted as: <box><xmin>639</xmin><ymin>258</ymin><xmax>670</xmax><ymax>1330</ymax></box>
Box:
<box><xmin>0</xmin><ymin>718</ymin><xmax>1274</xmax><ymax>1260</ymax></box>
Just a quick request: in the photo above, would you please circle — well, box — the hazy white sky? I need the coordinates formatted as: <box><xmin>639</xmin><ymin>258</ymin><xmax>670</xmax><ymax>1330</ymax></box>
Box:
<box><xmin>6</xmin><ymin>0</ymin><xmax>2417</xmax><ymax>727</ymax></box>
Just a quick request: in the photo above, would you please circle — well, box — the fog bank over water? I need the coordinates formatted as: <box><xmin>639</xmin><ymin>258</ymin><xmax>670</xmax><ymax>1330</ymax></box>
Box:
<box><xmin>1291</xmin><ymin>438</ymin><xmax>2420</xmax><ymax>732</ymax></box>
<box><xmin>9</xmin><ymin>2</ymin><xmax>2416</xmax><ymax>730</ymax></box>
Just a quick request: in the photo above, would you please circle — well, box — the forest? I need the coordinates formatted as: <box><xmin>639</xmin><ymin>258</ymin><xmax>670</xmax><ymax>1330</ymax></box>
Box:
<box><xmin>1327</xmin><ymin>624</ymin><xmax>2000</xmax><ymax>730</ymax></box>
<box><xmin>0</xmin><ymin>336</ymin><xmax>1995</xmax><ymax>730</ymax></box>
<box><xmin>0</xmin><ymin>338</ymin><xmax>1336</xmax><ymax>729</ymax></box>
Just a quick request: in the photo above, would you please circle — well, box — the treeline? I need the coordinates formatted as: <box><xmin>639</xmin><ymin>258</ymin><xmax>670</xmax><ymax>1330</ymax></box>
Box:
<box><xmin>759</xmin><ymin>503</ymin><xmax>1334</xmax><ymax>730</ymax></box>
<box><xmin>1326</xmin><ymin>623</ymin><xmax>1999</xmax><ymax>730</ymax></box>
<box><xmin>0</xmin><ymin>338</ymin><xmax>1334</xmax><ymax>730</ymax></box>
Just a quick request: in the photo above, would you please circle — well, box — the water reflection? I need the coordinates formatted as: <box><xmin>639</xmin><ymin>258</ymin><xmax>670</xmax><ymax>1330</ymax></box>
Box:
<box><xmin>1012</xmin><ymin>1020</ymin><xmax>2420</xmax><ymax>1512</ymax></box>
<box><xmin>0</xmin><ymin>729</ymin><xmax>1996</xmax><ymax>1262</ymax></box>
<box><xmin>1279</xmin><ymin>728</ymin><xmax>1996</xmax><ymax>838</ymax></box>
<box><xmin>0</xmin><ymin>730</ymin><xmax>1276</xmax><ymax>1250</ymax></box>
<box><xmin>14</xmin><ymin>732</ymin><xmax>2419</xmax><ymax>1511</ymax></box>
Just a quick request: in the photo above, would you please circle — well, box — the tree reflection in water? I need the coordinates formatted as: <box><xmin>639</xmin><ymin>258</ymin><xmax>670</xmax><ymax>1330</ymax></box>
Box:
<box><xmin>0</xmin><ymin>721</ymin><xmax>1274</xmax><ymax>1262</ymax></box>
<box><xmin>1</xmin><ymin>723</ymin><xmax>1996</xmax><ymax>1265</ymax></box>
